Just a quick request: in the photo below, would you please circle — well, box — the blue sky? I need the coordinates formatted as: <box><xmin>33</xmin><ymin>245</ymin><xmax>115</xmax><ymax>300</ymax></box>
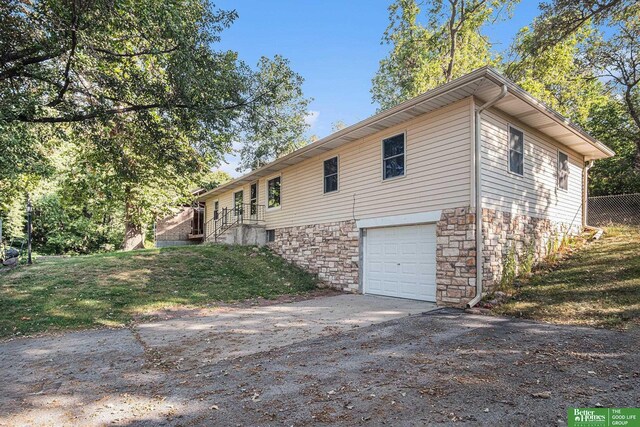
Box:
<box><xmin>214</xmin><ymin>0</ymin><xmax>542</xmax><ymax>176</ymax></box>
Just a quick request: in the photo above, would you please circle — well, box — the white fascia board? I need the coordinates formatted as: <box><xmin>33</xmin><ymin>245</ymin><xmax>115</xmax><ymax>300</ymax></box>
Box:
<box><xmin>356</xmin><ymin>210</ymin><xmax>442</xmax><ymax>229</ymax></box>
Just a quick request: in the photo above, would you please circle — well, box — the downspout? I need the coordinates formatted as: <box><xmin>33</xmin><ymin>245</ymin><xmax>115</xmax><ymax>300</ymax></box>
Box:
<box><xmin>583</xmin><ymin>160</ymin><xmax>594</xmax><ymax>227</ymax></box>
<box><xmin>467</xmin><ymin>84</ymin><xmax>508</xmax><ymax>308</ymax></box>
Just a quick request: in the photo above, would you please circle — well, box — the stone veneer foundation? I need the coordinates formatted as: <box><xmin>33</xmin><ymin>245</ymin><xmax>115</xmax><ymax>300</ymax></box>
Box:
<box><xmin>267</xmin><ymin>220</ymin><xmax>360</xmax><ymax>292</ymax></box>
<box><xmin>481</xmin><ymin>208</ymin><xmax>579</xmax><ymax>291</ymax></box>
<box><xmin>266</xmin><ymin>209</ymin><xmax>579</xmax><ymax>306</ymax></box>
<box><xmin>435</xmin><ymin>207</ymin><xmax>477</xmax><ymax>305</ymax></box>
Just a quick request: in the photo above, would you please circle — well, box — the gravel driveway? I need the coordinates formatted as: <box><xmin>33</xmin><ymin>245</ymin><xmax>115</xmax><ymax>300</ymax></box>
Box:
<box><xmin>1</xmin><ymin>296</ymin><xmax>638</xmax><ymax>426</ymax></box>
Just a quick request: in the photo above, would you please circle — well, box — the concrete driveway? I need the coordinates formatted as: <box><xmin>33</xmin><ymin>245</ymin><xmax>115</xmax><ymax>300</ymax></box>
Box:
<box><xmin>0</xmin><ymin>294</ymin><xmax>435</xmax><ymax>426</ymax></box>
<box><xmin>2</xmin><ymin>296</ymin><xmax>637</xmax><ymax>426</ymax></box>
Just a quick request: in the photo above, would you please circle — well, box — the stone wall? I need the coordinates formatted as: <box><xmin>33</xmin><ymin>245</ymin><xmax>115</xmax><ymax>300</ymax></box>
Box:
<box><xmin>481</xmin><ymin>208</ymin><xmax>580</xmax><ymax>291</ymax></box>
<box><xmin>434</xmin><ymin>205</ymin><xmax>581</xmax><ymax>306</ymax></box>
<box><xmin>266</xmin><ymin>208</ymin><xmax>580</xmax><ymax>306</ymax></box>
<box><xmin>268</xmin><ymin>220</ymin><xmax>359</xmax><ymax>292</ymax></box>
<box><xmin>435</xmin><ymin>206</ymin><xmax>477</xmax><ymax>305</ymax></box>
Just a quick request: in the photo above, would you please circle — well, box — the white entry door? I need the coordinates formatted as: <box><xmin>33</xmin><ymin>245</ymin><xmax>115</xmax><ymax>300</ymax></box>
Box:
<box><xmin>364</xmin><ymin>224</ymin><xmax>437</xmax><ymax>302</ymax></box>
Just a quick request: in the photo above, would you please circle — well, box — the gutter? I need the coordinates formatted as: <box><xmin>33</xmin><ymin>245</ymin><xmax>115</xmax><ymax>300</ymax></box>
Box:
<box><xmin>467</xmin><ymin>84</ymin><xmax>508</xmax><ymax>309</ymax></box>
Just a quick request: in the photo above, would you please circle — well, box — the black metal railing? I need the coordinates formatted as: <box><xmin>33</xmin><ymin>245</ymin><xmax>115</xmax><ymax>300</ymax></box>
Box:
<box><xmin>203</xmin><ymin>203</ymin><xmax>265</xmax><ymax>242</ymax></box>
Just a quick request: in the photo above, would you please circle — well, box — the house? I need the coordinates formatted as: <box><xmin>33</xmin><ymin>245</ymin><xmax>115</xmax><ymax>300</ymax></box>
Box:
<box><xmin>155</xmin><ymin>189</ymin><xmax>207</xmax><ymax>247</ymax></box>
<box><xmin>195</xmin><ymin>67</ymin><xmax>614</xmax><ymax>307</ymax></box>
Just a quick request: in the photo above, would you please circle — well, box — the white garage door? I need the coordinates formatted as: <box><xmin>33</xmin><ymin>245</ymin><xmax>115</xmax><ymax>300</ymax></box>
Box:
<box><xmin>364</xmin><ymin>224</ymin><xmax>437</xmax><ymax>302</ymax></box>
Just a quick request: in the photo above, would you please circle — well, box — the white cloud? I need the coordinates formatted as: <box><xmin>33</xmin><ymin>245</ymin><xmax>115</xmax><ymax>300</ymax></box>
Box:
<box><xmin>304</xmin><ymin>110</ymin><xmax>320</xmax><ymax>128</ymax></box>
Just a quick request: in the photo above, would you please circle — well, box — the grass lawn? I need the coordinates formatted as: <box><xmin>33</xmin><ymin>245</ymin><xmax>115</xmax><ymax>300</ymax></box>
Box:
<box><xmin>0</xmin><ymin>245</ymin><xmax>318</xmax><ymax>338</ymax></box>
<box><xmin>492</xmin><ymin>226</ymin><xmax>640</xmax><ymax>329</ymax></box>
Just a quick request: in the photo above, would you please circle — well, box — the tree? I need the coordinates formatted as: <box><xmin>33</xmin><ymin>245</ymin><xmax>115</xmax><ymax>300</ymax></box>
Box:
<box><xmin>584</xmin><ymin>11</ymin><xmax>640</xmax><ymax>170</ymax></box>
<box><xmin>523</xmin><ymin>0</ymin><xmax>635</xmax><ymax>55</ymax></box>
<box><xmin>200</xmin><ymin>171</ymin><xmax>232</xmax><ymax>191</ymax></box>
<box><xmin>505</xmin><ymin>1</ymin><xmax>639</xmax><ymax>193</ymax></box>
<box><xmin>236</xmin><ymin>56</ymin><xmax>311</xmax><ymax>172</ymax></box>
<box><xmin>1</xmin><ymin>0</ymin><xmax>311</xmax><ymax>250</ymax></box>
<box><xmin>587</xmin><ymin>101</ymin><xmax>640</xmax><ymax>195</ymax></box>
<box><xmin>371</xmin><ymin>0</ymin><xmax>514</xmax><ymax>110</ymax></box>
<box><xmin>505</xmin><ymin>24</ymin><xmax>608</xmax><ymax>126</ymax></box>
<box><xmin>0</xmin><ymin>0</ymin><xmax>248</xmax><ymax>125</ymax></box>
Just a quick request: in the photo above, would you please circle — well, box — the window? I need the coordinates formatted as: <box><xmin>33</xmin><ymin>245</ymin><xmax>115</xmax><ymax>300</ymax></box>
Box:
<box><xmin>213</xmin><ymin>200</ymin><xmax>219</xmax><ymax>220</ymax></box>
<box><xmin>267</xmin><ymin>176</ymin><xmax>281</xmax><ymax>208</ymax></box>
<box><xmin>558</xmin><ymin>151</ymin><xmax>569</xmax><ymax>190</ymax></box>
<box><xmin>250</xmin><ymin>182</ymin><xmax>258</xmax><ymax>215</ymax></box>
<box><xmin>266</xmin><ymin>229</ymin><xmax>275</xmax><ymax>243</ymax></box>
<box><xmin>509</xmin><ymin>126</ymin><xmax>524</xmax><ymax>176</ymax></box>
<box><xmin>323</xmin><ymin>157</ymin><xmax>338</xmax><ymax>193</ymax></box>
<box><xmin>382</xmin><ymin>133</ymin><xmax>405</xmax><ymax>180</ymax></box>
<box><xmin>234</xmin><ymin>191</ymin><xmax>243</xmax><ymax>216</ymax></box>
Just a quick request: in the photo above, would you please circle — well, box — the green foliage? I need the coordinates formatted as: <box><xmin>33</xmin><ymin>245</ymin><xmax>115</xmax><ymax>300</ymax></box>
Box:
<box><xmin>520</xmin><ymin>240</ymin><xmax>536</xmax><ymax>276</ymax></box>
<box><xmin>237</xmin><ymin>56</ymin><xmax>312</xmax><ymax>171</ymax></box>
<box><xmin>493</xmin><ymin>225</ymin><xmax>640</xmax><ymax>329</ymax></box>
<box><xmin>499</xmin><ymin>243</ymin><xmax>518</xmax><ymax>291</ymax></box>
<box><xmin>524</xmin><ymin>0</ymin><xmax>635</xmax><ymax>55</ymax></box>
<box><xmin>200</xmin><ymin>170</ymin><xmax>232</xmax><ymax>191</ymax></box>
<box><xmin>31</xmin><ymin>193</ymin><xmax>123</xmax><ymax>254</ymax></box>
<box><xmin>584</xmin><ymin>10</ymin><xmax>640</xmax><ymax>171</ymax></box>
<box><xmin>371</xmin><ymin>0</ymin><xmax>513</xmax><ymax>110</ymax></box>
<box><xmin>0</xmin><ymin>0</ymin><xmax>311</xmax><ymax>251</ymax></box>
<box><xmin>506</xmin><ymin>25</ymin><xmax>608</xmax><ymax>126</ymax></box>
<box><xmin>588</xmin><ymin>101</ymin><xmax>640</xmax><ymax>195</ymax></box>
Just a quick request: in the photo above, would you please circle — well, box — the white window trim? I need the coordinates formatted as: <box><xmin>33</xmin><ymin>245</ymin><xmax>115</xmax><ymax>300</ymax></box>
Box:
<box><xmin>323</xmin><ymin>155</ymin><xmax>340</xmax><ymax>195</ymax></box>
<box><xmin>233</xmin><ymin>190</ymin><xmax>244</xmax><ymax>207</ymax></box>
<box><xmin>507</xmin><ymin>123</ymin><xmax>525</xmax><ymax>177</ymax></box>
<box><xmin>266</xmin><ymin>174</ymin><xmax>282</xmax><ymax>211</ymax></box>
<box><xmin>212</xmin><ymin>199</ymin><xmax>219</xmax><ymax>220</ymax></box>
<box><xmin>381</xmin><ymin>131</ymin><xmax>407</xmax><ymax>182</ymax></box>
<box><xmin>250</xmin><ymin>181</ymin><xmax>259</xmax><ymax>204</ymax></box>
<box><xmin>557</xmin><ymin>149</ymin><xmax>570</xmax><ymax>192</ymax></box>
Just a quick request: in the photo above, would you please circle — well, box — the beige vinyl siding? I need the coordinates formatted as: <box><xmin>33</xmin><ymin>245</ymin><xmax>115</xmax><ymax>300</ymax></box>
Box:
<box><xmin>205</xmin><ymin>98</ymin><xmax>474</xmax><ymax>229</ymax></box>
<box><xmin>480</xmin><ymin>107</ymin><xmax>584</xmax><ymax>226</ymax></box>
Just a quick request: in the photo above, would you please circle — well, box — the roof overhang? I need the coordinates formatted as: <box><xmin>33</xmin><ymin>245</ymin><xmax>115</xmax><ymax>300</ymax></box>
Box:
<box><xmin>198</xmin><ymin>67</ymin><xmax>614</xmax><ymax>201</ymax></box>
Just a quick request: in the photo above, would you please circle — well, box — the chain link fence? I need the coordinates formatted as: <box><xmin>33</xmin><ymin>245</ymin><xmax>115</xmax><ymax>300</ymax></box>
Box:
<box><xmin>588</xmin><ymin>193</ymin><xmax>640</xmax><ymax>226</ymax></box>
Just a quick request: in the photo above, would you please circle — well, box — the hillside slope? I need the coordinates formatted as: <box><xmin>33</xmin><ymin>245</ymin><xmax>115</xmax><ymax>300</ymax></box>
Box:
<box><xmin>493</xmin><ymin>226</ymin><xmax>640</xmax><ymax>329</ymax></box>
<box><xmin>0</xmin><ymin>245</ymin><xmax>319</xmax><ymax>337</ymax></box>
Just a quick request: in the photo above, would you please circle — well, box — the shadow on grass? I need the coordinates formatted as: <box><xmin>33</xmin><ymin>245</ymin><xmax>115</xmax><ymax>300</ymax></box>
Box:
<box><xmin>494</xmin><ymin>226</ymin><xmax>640</xmax><ymax>329</ymax></box>
<box><xmin>0</xmin><ymin>245</ymin><xmax>319</xmax><ymax>338</ymax></box>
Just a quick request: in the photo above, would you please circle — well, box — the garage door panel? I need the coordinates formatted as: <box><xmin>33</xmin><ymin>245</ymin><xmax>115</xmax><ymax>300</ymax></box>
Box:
<box><xmin>364</xmin><ymin>224</ymin><xmax>437</xmax><ymax>302</ymax></box>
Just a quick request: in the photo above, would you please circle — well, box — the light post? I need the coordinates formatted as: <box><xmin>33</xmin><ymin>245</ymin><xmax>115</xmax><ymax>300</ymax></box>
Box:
<box><xmin>26</xmin><ymin>198</ymin><xmax>32</xmax><ymax>265</ymax></box>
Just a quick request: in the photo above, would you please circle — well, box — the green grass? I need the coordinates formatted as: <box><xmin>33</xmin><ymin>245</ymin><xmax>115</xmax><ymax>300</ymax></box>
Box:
<box><xmin>493</xmin><ymin>226</ymin><xmax>640</xmax><ymax>329</ymax></box>
<box><xmin>0</xmin><ymin>244</ymin><xmax>318</xmax><ymax>338</ymax></box>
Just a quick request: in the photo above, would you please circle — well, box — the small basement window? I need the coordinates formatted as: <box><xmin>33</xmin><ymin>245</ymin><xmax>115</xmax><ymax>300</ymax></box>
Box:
<box><xmin>266</xmin><ymin>229</ymin><xmax>275</xmax><ymax>243</ymax></box>
<box><xmin>558</xmin><ymin>151</ymin><xmax>569</xmax><ymax>190</ymax></box>
<box><xmin>267</xmin><ymin>176</ymin><xmax>281</xmax><ymax>208</ymax></box>
<box><xmin>324</xmin><ymin>156</ymin><xmax>338</xmax><ymax>193</ymax></box>
<box><xmin>382</xmin><ymin>133</ymin><xmax>405</xmax><ymax>180</ymax></box>
<box><xmin>509</xmin><ymin>126</ymin><xmax>524</xmax><ymax>176</ymax></box>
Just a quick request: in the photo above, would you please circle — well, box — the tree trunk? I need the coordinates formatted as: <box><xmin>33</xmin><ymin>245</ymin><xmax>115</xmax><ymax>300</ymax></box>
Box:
<box><xmin>123</xmin><ymin>220</ymin><xmax>144</xmax><ymax>251</ymax></box>
<box><xmin>122</xmin><ymin>189</ymin><xmax>144</xmax><ymax>251</ymax></box>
